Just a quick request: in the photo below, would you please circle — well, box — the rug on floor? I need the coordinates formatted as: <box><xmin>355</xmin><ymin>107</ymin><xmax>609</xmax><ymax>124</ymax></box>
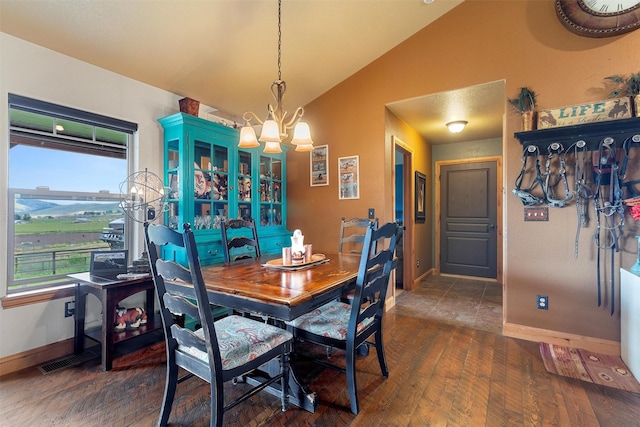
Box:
<box><xmin>539</xmin><ymin>342</ymin><xmax>640</xmax><ymax>393</ymax></box>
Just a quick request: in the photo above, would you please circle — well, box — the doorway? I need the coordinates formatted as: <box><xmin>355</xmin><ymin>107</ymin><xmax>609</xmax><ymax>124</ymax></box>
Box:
<box><xmin>435</xmin><ymin>157</ymin><xmax>502</xmax><ymax>281</ymax></box>
<box><xmin>393</xmin><ymin>137</ymin><xmax>413</xmax><ymax>294</ymax></box>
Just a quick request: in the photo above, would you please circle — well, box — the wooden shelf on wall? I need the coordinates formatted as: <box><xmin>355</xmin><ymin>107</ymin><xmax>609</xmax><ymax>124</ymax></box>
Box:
<box><xmin>514</xmin><ymin>116</ymin><xmax>640</xmax><ymax>153</ymax></box>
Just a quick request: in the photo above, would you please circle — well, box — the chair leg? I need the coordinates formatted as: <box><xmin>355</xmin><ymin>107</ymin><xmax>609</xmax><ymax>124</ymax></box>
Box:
<box><xmin>326</xmin><ymin>345</ymin><xmax>333</xmax><ymax>358</ymax></box>
<box><xmin>345</xmin><ymin>343</ymin><xmax>360</xmax><ymax>415</ymax></box>
<box><xmin>280</xmin><ymin>351</ymin><xmax>290</xmax><ymax>412</ymax></box>
<box><xmin>159</xmin><ymin>354</ymin><xmax>178</xmax><ymax>426</ymax></box>
<box><xmin>211</xmin><ymin>379</ymin><xmax>225</xmax><ymax>427</ymax></box>
<box><xmin>375</xmin><ymin>326</ymin><xmax>389</xmax><ymax>377</ymax></box>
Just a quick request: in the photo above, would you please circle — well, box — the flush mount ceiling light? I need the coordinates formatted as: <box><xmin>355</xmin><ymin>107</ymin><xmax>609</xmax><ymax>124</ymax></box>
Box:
<box><xmin>446</xmin><ymin>120</ymin><xmax>468</xmax><ymax>133</ymax></box>
<box><xmin>238</xmin><ymin>0</ymin><xmax>314</xmax><ymax>154</ymax></box>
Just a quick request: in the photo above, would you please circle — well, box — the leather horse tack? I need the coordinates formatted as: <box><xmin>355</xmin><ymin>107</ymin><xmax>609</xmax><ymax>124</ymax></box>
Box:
<box><xmin>544</xmin><ymin>142</ymin><xmax>573</xmax><ymax>208</ymax></box>
<box><xmin>619</xmin><ymin>135</ymin><xmax>640</xmax><ymax>200</ymax></box>
<box><xmin>513</xmin><ymin>145</ymin><xmax>546</xmax><ymax>206</ymax></box>
<box><xmin>512</xmin><ymin>135</ymin><xmax>640</xmax><ymax>316</ymax></box>
<box><xmin>593</xmin><ymin>137</ymin><xmax>625</xmax><ymax>316</ymax></box>
<box><xmin>571</xmin><ymin>140</ymin><xmax>592</xmax><ymax>260</ymax></box>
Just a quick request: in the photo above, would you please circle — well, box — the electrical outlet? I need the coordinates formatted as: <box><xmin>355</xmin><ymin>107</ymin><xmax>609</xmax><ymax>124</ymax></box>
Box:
<box><xmin>536</xmin><ymin>295</ymin><xmax>549</xmax><ymax>310</ymax></box>
<box><xmin>65</xmin><ymin>301</ymin><xmax>75</xmax><ymax>317</ymax></box>
<box><xmin>416</xmin><ymin>259</ymin><xmax>420</xmax><ymax>267</ymax></box>
<box><xmin>368</xmin><ymin>208</ymin><xmax>375</xmax><ymax>219</ymax></box>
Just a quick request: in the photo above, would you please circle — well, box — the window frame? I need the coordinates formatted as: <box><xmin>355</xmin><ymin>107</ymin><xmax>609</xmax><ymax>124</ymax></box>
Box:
<box><xmin>6</xmin><ymin>94</ymin><xmax>138</xmax><ymax>296</ymax></box>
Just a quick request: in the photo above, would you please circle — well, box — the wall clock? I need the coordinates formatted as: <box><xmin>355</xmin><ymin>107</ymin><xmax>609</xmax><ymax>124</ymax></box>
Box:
<box><xmin>556</xmin><ymin>0</ymin><xmax>640</xmax><ymax>37</ymax></box>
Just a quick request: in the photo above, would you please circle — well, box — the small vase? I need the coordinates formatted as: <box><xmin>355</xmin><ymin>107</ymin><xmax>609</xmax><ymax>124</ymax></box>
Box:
<box><xmin>522</xmin><ymin>110</ymin><xmax>536</xmax><ymax>131</ymax></box>
<box><xmin>630</xmin><ymin>236</ymin><xmax>640</xmax><ymax>275</ymax></box>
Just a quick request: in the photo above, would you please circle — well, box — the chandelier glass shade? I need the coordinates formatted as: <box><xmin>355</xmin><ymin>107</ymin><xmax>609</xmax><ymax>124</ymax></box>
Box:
<box><xmin>238</xmin><ymin>0</ymin><xmax>313</xmax><ymax>153</ymax></box>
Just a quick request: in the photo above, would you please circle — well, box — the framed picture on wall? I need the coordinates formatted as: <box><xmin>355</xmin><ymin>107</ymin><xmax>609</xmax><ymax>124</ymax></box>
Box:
<box><xmin>338</xmin><ymin>155</ymin><xmax>360</xmax><ymax>200</ymax></box>
<box><xmin>415</xmin><ymin>171</ymin><xmax>426</xmax><ymax>223</ymax></box>
<box><xmin>310</xmin><ymin>145</ymin><xmax>329</xmax><ymax>186</ymax></box>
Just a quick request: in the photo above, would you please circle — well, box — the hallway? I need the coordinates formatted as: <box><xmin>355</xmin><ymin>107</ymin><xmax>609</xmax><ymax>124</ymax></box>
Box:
<box><xmin>394</xmin><ymin>275</ymin><xmax>502</xmax><ymax>335</ymax></box>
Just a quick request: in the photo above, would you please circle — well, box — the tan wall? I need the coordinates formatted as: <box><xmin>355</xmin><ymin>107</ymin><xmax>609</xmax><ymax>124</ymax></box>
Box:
<box><xmin>287</xmin><ymin>0</ymin><xmax>640</xmax><ymax>342</ymax></box>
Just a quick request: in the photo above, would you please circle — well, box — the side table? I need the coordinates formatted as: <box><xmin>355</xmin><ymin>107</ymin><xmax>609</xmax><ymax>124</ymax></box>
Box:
<box><xmin>69</xmin><ymin>272</ymin><xmax>162</xmax><ymax>371</ymax></box>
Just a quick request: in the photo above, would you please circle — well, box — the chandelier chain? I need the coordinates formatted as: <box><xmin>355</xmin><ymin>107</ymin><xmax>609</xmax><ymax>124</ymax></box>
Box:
<box><xmin>277</xmin><ymin>0</ymin><xmax>282</xmax><ymax>81</ymax></box>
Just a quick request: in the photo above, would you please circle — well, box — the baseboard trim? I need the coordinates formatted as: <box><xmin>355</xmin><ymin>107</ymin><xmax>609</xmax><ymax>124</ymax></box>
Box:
<box><xmin>0</xmin><ymin>338</ymin><xmax>73</xmax><ymax>377</ymax></box>
<box><xmin>503</xmin><ymin>322</ymin><xmax>620</xmax><ymax>355</ymax></box>
<box><xmin>413</xmin><ymin>268</ymin><xmax>433</xmax><ymax>287</ymax></box>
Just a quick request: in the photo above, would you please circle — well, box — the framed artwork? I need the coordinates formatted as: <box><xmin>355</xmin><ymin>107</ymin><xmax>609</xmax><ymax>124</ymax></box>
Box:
<box><xmin>415</xmin><ymin>171</ymin><xmax>426</xmax><ymax>223</ymax></box>
<box><xmin>310</xmin><ymin>145</ymin><xmax>329</xmax><ymax>186</ymax></box>
<box><xmin>338</xmin><ymin>155</ymin><xmax>360</xmax><ymax>200</ymax></box>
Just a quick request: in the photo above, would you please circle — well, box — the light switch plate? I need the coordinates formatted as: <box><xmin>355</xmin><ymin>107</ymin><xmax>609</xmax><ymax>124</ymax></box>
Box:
<box><xmin>524</xmin><ymin>207</ymin><xmax>548</xmax><ymax>221</ymax></box>
<box><xmin>368</xmin><ymin>208</ymin><xmax>375</xmax><ymax>219</ymax></box>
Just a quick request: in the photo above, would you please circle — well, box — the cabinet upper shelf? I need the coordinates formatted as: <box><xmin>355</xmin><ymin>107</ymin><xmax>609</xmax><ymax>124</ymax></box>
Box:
<box><xmin>514</xmin><ymin>117</ymin><xmax>640</xmax><ymax>153</ymax></box>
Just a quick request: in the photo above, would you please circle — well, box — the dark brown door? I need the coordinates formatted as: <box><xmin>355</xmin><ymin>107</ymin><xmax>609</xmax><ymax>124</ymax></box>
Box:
<box><xmin>440</xmin><ymin>161</ymin><xmax>497</xmax><ymax>278</ymax></box>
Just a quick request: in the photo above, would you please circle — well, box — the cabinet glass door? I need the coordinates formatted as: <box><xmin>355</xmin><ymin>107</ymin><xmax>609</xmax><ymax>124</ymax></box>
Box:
<box><xmin>166</xmin><ymin>139</ymin><xmax>180</xmax><ymax>229</ymax></box>
<box><xmin>194</xmin><ymin>141</ymin><xmax>229</xmax><ymax>230</ymax></box>
<box><xmin>259</xmin><ymin>155</ymin><xmax>283</xmax><ymax>226</ymax></box>
<box><xmin>237</xmin><ymin>150</ymin><xmax>252</xmax><ymax>221</ymax></box>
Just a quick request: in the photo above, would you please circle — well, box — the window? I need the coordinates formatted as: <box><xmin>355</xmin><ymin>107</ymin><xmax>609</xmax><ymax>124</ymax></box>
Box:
<box><xmin>7</xmin><ymin>94</ymin><xmax>137</xmax><ymax>294</ymax></box>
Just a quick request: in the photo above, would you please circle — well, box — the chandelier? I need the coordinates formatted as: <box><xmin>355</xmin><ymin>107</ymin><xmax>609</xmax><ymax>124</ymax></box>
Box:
<box><xmin>238</xmin><ymin>0</ymin><xmax>314</xmax><ymax>153</ymax></box>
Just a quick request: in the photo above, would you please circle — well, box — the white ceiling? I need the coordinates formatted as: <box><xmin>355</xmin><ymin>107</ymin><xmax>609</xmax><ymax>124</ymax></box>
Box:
<box><xmin>387</xmin><ymin>80</ymin><xmax>505</xmax><ymax>144</ymax></box>
<box><xmin>0</xmin><ymin>0</ymin><xmax>504</xmax><ymax>145</ymax></box>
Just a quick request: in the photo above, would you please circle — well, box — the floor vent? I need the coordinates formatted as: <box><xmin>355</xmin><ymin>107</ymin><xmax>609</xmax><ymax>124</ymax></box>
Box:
<box><xmin>39</xmin><ymin>350</ymin><xmax>99</xmax><ymax>375</ymax></box>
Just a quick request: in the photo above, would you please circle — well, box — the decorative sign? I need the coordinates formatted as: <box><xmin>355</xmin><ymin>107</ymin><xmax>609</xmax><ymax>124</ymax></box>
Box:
<box><xmin>338</xmin><ymin>155</ymin><xmax>359</xmax><ymax>200</ymax></box>
<box><xmin>310</xmin><ymin>145</ymin><xmax>329</xmax><ymax>186</ymax></box>
<box><xmin>537</xmin><ymin>97</ymin><xmax>633</xmax><ymax>129</ymax></box>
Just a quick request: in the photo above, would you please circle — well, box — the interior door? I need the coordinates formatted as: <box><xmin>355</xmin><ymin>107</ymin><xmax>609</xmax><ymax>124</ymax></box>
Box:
<box><xmin>439</xmin><ymin>161</ymin><xmax>497</xmax><ymax>278</ymax></box>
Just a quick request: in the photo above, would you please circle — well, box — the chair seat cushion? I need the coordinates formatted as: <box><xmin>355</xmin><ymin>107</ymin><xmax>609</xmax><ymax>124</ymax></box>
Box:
<box><xmin>286</xmin><ymin>300</ymin><xmax>373</xmax><ymax>340</ymax></box>
<box><xmin>179</xmin><ymin>315</ymin><xmax>292</xmax><ymax>371</ymax></box>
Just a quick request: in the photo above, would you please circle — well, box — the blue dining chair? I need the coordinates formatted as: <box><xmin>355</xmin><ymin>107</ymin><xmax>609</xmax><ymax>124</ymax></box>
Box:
<box><xmin>338</xmin><ymin>216</ymin><xmax>378</xmax><ymax>255</ymax></box>
<box><xmin>220</xmin><ymin>218</ymin><xmax>261</xmax><ymax>262</ymax></box>
<box><xmin>286</xmin><ymin>221</ymin><xmax>402</xmax><ymax>414</ymax></box>
<box><xmin>145</xmin><ymin>222</ymin><xmax>293</xmax><ymax>427</ymax></box>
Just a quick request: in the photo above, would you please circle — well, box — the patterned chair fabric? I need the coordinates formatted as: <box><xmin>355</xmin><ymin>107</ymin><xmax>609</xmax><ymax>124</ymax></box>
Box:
<box><xmin>287</xmin><ymin>221</ymin><xmax>403</xmax><ymax>415</ymax></box>
<box><xmin>286</xmin><ymin>300</ymin><xmax>374</xmax><ymax>340</ymax></box>
<box><xmin>181</xmin><ymin>314</ymin><xmax>293</xmax><ymax>371</ymax></box>
<box><xmin>145</xmin><ymin>222</ymin><xmax>292</xmax><ymax>427</ymax></box>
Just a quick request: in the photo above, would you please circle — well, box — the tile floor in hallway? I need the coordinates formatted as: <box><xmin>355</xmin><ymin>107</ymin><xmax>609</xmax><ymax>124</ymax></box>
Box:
<box><xmin>393</xmin><ymin>275</ymin><xmax>503</xmax><ymax>334</ymax></box>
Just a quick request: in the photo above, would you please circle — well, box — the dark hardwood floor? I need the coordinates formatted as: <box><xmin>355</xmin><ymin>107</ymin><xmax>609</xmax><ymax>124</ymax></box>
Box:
<box><xmin>2</xmin><ymin>275</ymin><xmax>639</xmax><ymax>426</ymax></box>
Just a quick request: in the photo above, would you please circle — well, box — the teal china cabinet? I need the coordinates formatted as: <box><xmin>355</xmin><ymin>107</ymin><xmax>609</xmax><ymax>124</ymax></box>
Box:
<box><xmin>158</xmin><ymin>113</ymin><xmax>291</xmax><ymax>265</ymax></box>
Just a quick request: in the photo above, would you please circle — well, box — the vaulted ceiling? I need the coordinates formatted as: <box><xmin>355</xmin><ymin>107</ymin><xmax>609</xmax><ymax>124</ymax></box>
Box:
<box><xmin>1</xmin><ymin>0</ymin><xmax>504</xmax><ymax>144</ymax></box>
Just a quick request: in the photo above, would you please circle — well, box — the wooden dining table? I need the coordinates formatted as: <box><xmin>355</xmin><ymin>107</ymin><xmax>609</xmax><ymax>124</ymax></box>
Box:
<box><xmin>165</xmin><ymin>252</ymin><xmax>361</xmax><ymax>412</ymax></box>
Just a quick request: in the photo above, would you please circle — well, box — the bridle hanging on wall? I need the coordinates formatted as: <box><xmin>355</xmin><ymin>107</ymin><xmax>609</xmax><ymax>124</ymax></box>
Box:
<box><xmin>512</xmin><ymin>145</ymin><xmax>546</xmax><ymax>206</ymax></box>
<box><xmin>569</xmin><ymin>140</ymin><xmax>592</xmax><ymax>260</ymax></box>
<box><xmin>544</xmin><ymin>142</ymin><xmax>573</xmax><ymax>208</ymax></box>
<box><xmin>593</xmin><ymin>137</ymin><xmax>625</xmax><ymax>315</ymax></box>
